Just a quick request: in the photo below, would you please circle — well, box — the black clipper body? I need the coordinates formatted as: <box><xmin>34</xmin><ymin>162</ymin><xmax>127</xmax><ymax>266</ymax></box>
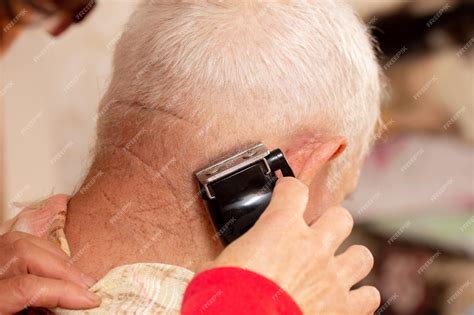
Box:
<box><xmin>195</xmin><ymin>143</ymin><xmax>294</xmax><ymax>245</ymax></box>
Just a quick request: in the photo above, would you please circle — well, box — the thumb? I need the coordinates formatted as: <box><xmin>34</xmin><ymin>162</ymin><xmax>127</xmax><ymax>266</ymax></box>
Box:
<box><xmin>260</xmin><ymin>177</ymin><xmax>309</xmax><ymax>220</ymax></box>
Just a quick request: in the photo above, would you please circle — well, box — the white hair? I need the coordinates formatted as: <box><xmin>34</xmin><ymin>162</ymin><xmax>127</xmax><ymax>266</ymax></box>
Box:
<box><xmin>97</xmin><ymin>0</ymin><xmax>382</xmax><ymax>188</ymax></box>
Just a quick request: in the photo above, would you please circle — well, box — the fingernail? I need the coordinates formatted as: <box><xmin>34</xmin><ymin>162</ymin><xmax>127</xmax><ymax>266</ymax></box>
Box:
<box><xmin>81</xmin><ymin>273</ymin><xmax>97</xmax><ymax>288</ymax></box>
<box><xmin>84</xmin><ymin>291</ymin><xmax>101</xmax><ymax>305</ymax></box>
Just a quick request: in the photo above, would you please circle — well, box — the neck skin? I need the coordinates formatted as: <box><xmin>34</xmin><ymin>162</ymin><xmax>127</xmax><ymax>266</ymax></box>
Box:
<box><xmin>63</xmin><ymin>122</ymin><xmax>344</xmax><ymax>280</ymax></box>
<box><xmin>64</xmin><ymin>143</ymin><xmax>224</xmax><ymax>280</ymax></box>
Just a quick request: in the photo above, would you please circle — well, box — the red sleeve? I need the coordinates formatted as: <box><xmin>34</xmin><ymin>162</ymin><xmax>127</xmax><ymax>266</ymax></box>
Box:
<box><xmin>181</xmin><ymin>267</ymin><xmax>302</xmax><ymax>315</ymax></box>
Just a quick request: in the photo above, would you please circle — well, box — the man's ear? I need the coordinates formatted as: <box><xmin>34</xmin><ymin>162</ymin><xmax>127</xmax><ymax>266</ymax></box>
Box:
<box><xmin>284</xmin><ymin>136</ymin><xmax>347</xmax><ymax>186</ymax></box>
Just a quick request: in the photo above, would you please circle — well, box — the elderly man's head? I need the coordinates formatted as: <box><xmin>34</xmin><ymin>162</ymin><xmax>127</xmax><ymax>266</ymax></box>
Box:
<box><xmin>93</xmin><ymin>0</ymin><xmax>381</xmax><ymax>221</ymax></box>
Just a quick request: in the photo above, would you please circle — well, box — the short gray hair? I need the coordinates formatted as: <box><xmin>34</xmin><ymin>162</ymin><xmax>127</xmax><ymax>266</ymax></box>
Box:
<box><xmin>97</xmin><ymin>0</ymin><xmax>382</xmax><ymax>189</ymax></box>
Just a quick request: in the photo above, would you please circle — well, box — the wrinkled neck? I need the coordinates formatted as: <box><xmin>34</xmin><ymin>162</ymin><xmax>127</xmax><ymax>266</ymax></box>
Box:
<box><xmin>64</xmin><ymin>146</ymin><xmax>223</xmax><ymax>279</ymax></box>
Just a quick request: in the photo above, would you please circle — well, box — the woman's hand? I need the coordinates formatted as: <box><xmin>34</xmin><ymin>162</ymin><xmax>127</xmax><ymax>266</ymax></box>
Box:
<box><xmin>0</xmin><ymin>231</ymin><xmax>100</xmax><ymax>314</ymax></box>
<box><xmin>207</xmin><ymin>177</ymin><xmax>380</xmax><ymax>315</ymax></box>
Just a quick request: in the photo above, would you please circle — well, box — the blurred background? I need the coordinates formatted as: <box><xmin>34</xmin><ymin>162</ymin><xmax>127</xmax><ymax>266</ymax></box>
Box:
<box><xmin>345</xmin><ymin>1</ymin><xmax>474</xmax><ymax>315</ymax></box>
<box><xmin>1</xmin><ymin>0</ymin><xmax>473</xmax><ymax>314</ymax></box>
